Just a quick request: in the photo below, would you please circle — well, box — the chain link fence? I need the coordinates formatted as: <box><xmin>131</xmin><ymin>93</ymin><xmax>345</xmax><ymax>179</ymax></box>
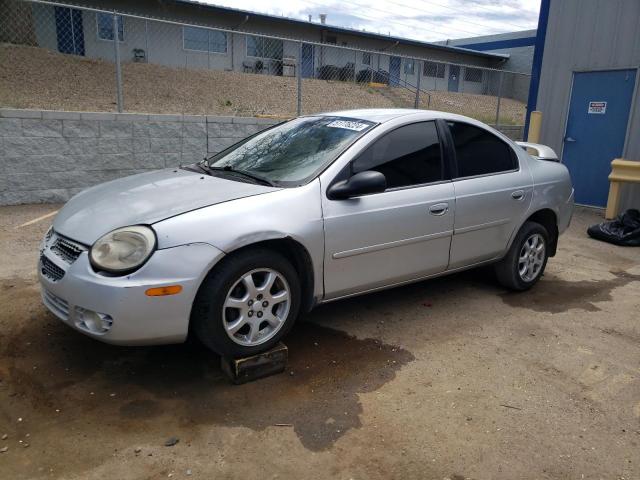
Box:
<box><xmin>1</xmin><ymin>0</ymin><xmax>530</xmax><ymax>133</ymax></box>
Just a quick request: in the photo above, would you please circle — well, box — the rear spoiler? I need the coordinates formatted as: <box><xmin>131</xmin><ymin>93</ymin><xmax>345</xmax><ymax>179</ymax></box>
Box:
<box><xmin>515</xmin><ymin>141</ymin><xmax>559</xmax><ymax>162</ymax></box>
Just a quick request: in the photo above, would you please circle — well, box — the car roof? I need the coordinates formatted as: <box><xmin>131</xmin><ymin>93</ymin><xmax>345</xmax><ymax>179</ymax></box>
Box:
<box><xmin>317</xmin><ymin>108</ymin><xmax>474</xmax><ymax>124</ymax></box>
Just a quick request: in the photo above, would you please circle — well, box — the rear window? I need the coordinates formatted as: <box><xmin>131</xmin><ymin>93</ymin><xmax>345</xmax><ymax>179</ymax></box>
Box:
<box><xmin>448</xmin><ymin>122</ymin><xmax>517</xmax><ymax>178</ymax></box>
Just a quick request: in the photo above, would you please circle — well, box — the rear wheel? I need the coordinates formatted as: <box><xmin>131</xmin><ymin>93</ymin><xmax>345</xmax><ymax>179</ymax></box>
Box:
<box><xmin>191</xmin><ymin>249</ymin><xmax>301</xmax><ymax>357</ymax></box>
<box><xmin>495</xmin><ymin>221</ymin><xmax>550</xmax><ymax>291</ymax></box>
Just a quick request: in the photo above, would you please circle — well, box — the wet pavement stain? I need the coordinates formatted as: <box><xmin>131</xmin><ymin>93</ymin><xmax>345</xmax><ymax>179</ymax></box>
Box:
<box><xmin>0</xmin><ymin>282</ymin><xmax>414</xmax><ymax>452</ymax></box>
<box><xmin>500</xmin><ymin>270</ymin><xmax>640</xmax><ymax>313</ymax></box>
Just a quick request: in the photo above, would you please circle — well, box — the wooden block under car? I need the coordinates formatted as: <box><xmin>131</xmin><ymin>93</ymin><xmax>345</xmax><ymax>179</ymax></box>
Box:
<box><xmin>220</xmin><ymin>342</ymin><xmax>288</xmax><ymax>384</ymax></box>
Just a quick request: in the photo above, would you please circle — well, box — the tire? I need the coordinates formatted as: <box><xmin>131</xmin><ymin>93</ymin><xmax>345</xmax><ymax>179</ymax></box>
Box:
<box><xmin>495</xmin><ymin>221</ymin><xmax>550</xmax><ymax>291</ymax></box>
<box><xmin>191</xmin><ymin>248</ymin><xmax>301</xmax><ymax>358</ymax></box>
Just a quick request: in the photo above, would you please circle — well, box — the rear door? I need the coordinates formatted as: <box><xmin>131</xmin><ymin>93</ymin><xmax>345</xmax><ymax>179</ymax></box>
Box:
<box><xmin>322</xmin><ymin>121</ymin><xmax>454</xmax><ymax>299</ymax></box>
<box><xmin>446</xmin><ymin>121</ymin><xmax>532</xmax><ymax>269</ymax></box>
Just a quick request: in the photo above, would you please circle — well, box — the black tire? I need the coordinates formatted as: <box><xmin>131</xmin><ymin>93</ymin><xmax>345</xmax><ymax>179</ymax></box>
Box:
<box><xmin>191</xmin><ymin>248</ymin><xmax>301</xmax><ymax>358</ymax></box>
<box><xmin>495</xmin><ymin>221</ymin><xmax>550</xmax><ymax>291</ymax></box>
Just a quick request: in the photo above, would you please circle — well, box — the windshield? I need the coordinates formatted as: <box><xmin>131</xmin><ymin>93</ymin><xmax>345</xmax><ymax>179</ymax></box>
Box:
<box><xmin>207</xmin><ymin>116</ymin><xmax>376</xmax><ymax>186</ymax></box>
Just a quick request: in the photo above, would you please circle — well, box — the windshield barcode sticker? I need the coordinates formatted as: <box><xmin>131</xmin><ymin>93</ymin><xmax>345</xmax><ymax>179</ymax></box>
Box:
<box><xmin>326</xmin><ymin>120</ymin><xmax>369</xmax><ymax>131</ymax></box>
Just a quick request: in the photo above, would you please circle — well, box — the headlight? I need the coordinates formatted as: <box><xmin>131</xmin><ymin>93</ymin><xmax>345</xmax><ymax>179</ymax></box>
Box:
<box><xmin>90</xmin><ymin>225</ymin><xmax>156</xmax><ymax>274</ymax></box>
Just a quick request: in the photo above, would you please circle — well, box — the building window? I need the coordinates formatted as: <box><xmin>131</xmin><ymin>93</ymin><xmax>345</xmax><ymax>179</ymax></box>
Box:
<box><xmin>362</xmin><ymin>52</ymin><xmax>371</xmax><ymax>65</ymax></box>
<box><xmin>404</xmin><ymin>59</ymin><xmax>415</xmax><ymax>75</ymax></box>
<box><xmin>96</xmin><ymin>12</ymin><xmax>124</xmax><ymax>42</ymax></box>
<box><xmin>423</xmin><ymin>61</ymin><xmax>445</xmax><ymax>78</ymax></box>
<box><xmin>464</xmin><ymin>67</ymin><xmax>483</xmax><ymax>83</ymax></box>
<box><xmin>183</xmin><ymin>26</ymin><xmax>227</xmax><ymax>53</ymax></box>
<box><xmin>246</xmin><ymin>36</ymin><xmax>283</xmax><ymax>59</ymax></box>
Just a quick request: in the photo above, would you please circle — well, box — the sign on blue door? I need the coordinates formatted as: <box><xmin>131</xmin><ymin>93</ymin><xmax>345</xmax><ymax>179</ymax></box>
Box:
<box><xmin>563</xmin><ymin>69</ymin><xmax>636</xmax><ymax>207</ymax></box>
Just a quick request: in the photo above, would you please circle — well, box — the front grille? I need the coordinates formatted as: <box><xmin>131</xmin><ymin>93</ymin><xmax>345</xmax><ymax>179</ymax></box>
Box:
<box><xmin>43</xmin><ymin>289</ymin><xmax>70</xmax><ymax>320</ymax></box>
<box><xmin>51</xmin><ymin>236</ymin><xmax>85</xmax><ymax>264</ymax></box>
<box><xmin>40</xmin><ymin>255</ymin><xmax>65</xmax><ymax>282</ymax></box>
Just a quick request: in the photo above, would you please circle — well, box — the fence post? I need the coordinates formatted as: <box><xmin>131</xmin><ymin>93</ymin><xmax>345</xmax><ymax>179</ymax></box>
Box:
<box><xmin>144</xmin><ymin>19</ymin><xmax>149</xmax><ymax>63</ymax></box>
<box><xmin>296</xmin><ymin>41</ymin><xmax>302</xmax><ymax>116</ymax></box>
<box><xmin>495</xmin><ymin>71</ymin><xmax>504</xmax><ymax>128</ymax></box>
<box><xmin>414</xmin><ymin>59</ymin><xmax>422</xmax><ymax>109</ymax></box>
<box><xmin>353</xmin><ymin>49</ymin><xmax>358</xmax><ymax>84</ymax></box>
<box><xmin>112</xmin><ymin>12</ymin><xmax>124</xmax><ymax>112</ymax></box>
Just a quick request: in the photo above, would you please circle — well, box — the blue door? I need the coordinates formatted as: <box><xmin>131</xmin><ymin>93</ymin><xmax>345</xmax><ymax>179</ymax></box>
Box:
<box><xmin>563</xmin><ymin>69</ymin><xmax>636</xmax><ymax>207</ymax></box>
<box><xmin>389</xmin><ymin>56</ymin><xmax>401</xmax><ymax>86</ymax></box>
<box><xmin>301</xmin><ymin>44</ymin><xmax>314</xmax><ymax>78</ymax></box>
<box><xmin>54</xmin><ymin>7</ymin><xmax>85</xmax><ymax>56</ymax></box>
<box><xmin>448</xmin><ymin>65</ymin><xmax>460</xmax><ymax>92</ymax></box>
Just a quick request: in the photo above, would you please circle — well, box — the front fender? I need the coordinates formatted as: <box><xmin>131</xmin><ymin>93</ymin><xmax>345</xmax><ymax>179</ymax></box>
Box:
<box><xmin>152</xmin><ymin>181</ymin><xmax>325</xmax><ymax>300</ymax></box>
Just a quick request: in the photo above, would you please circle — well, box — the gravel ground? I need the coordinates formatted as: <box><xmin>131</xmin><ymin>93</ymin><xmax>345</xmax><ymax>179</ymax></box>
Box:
<box><xmin>1</xmin><ymin>44</ymin><xmax>525</xmax><ymax>122</ymax></box>
<box><xmin>0</xmin><ymin>204</ymin><xmax>638</xmax><ymax>479</ymax></box>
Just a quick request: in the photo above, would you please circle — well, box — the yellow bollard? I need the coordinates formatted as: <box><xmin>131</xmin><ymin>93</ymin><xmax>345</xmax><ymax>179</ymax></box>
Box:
<box><xmin>527</xmin><ymin>111</ymin><xmax>542</xmax><ymax>143</ymax></box>
<box><xmin>605</xmin><ymin>159</ymin><xmax>640</xmax><ymax>219</ymax></box>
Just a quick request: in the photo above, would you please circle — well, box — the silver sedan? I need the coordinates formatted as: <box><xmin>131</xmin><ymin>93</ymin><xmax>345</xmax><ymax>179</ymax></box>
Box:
<box><xmin>39</xmin><ymin>109</ymin><xmax>574</xmax><ymax>357</ymax></box>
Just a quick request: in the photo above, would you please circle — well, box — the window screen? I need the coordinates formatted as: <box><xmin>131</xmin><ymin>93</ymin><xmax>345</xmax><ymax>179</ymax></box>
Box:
<box><xmin>448</xmin><ymin>122</ymin><xmax>516</xmax><ymax>178</ymax></box>
<box><xmin>404</xmin><ymin>59</ymin><xmax>415</xmax><ymax>75</ymax></box>
<box><xmin>353</xmin><ymin>122</ymin><xmax>443</xmax><ymax>189</ymax></box>
<box><xmin>183</xmin><ymin>27</ymin><xmax>208</xmax><ymax>51</ymax></box>
<box><xmin>247</xmin><ymin>36</ymin><xmax>283</xmax><ymax>59</ymax></box>
<box><xmin>209</xmin><ymin>31</ymin><xmax>227</xmax><ymax>53</ymax></box>
<box><xmin>423</xmin><ymin>61</ymin><xmax>445</xmax><ymax>78</ymax></box>
<box><xmin>464</xmin><ymin>67</ymin><xmax>483</xmax><ymax>83</ymax></box>
<box><xmin>184</xmin><ymin>27</ymin><xmax>227</xmax><ymax>53</ymax></box>
<box><xmin>362</xmin><ymin>52</ymin><xmax>371</xmax><ymax>65</ymax></box>
<box><xmin>97</xmin><ymin>13</ymin><xmax>123</xmax><ymax>41</ymax></box>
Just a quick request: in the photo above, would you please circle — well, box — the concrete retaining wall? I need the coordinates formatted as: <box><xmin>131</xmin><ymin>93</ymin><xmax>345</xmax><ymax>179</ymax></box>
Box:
<box><xmin>0</xmin><ymin>108</ymin><xmax>525</xmax><ymax>205</ymax></box>
<box><xmin>492</xmin><ymin>125</ymin><xmax>525</xmax><ymax>141</ymax></box>
<box><xmin>0</xmin><ymin>109</ymin><xmax>278</xmax><ymax>205</ymax></box>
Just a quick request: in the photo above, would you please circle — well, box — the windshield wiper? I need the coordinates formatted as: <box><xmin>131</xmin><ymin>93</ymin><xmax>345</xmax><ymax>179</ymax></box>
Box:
<box><xmin>180</xmin><ymin>158</ymin><xmax>211</xmax><ymax>175</ymax></box>
<box><xmin>208</xmin><ymin>165</ymin><xmax>276</xmax><ymax>187</ymax></box>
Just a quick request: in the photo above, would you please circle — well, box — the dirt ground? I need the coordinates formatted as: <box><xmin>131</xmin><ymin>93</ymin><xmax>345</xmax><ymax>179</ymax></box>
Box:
<box><xmin>0</xmin><ymin>204</ymin><xmax>639</xmax><ymax>480</ymax></box>
<box><xmin>0</xmin><ymin>44</ymin><xmax>526</xmax><ymax>123</ymax></box>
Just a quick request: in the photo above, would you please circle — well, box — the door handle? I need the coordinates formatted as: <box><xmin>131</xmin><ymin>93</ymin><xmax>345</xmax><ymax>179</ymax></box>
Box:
<box><xmin>429</xmin><ymin>203</ymin><xmax>449</xmax><ymax>216</ymax></box>
<box><xmin>565</xmin><ymin>136</ymin><xmax>576</xmax><ymax>143</ymax></box>
<box><xmin>511</xmin><ymin>190</ymin><xmax>525</xmax><ymax>201</ymax></box>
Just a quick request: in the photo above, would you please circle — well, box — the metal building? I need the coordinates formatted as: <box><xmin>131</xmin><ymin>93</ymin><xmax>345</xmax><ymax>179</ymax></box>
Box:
<box><xmin>440</xmin><ymin>29</ymin><xmax>536</xmax><ymax>103</ymax></box>
<box><xmin>527</xmin><ymin>0</ymin><xmax>640</xmax><ymax>210</ymax></box>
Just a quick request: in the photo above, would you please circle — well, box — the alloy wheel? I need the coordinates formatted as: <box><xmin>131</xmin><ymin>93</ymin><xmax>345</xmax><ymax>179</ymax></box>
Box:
<box><xmin>222</xmin><ymin>268</ymin><xmax>291</xmax><ymax>346</ymax></box>
<box><xmin>518</xmin><ymin>233</ymin><xmax>546</xmax><ymax>282</ymax></box>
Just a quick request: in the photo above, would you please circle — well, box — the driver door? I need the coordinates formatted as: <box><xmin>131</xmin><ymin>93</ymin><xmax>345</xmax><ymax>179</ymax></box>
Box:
<box><xmin>321</xmin><ymin>121</ymin><xmax>455</xmax><ymax>299</ymax></box>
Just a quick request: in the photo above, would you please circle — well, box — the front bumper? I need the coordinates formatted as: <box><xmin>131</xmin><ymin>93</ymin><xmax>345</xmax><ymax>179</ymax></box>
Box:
<box><xmin>38</xmin><ymin>234</ymin><xmax>225</xmax><ymax>345</ymax></box>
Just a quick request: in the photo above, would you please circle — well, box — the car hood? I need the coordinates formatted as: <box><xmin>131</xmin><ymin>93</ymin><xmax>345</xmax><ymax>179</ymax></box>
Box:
<box><xmin>53</xmin><ymin>168</ymin><xmax>278</xmax><ymax>245</ymax></box>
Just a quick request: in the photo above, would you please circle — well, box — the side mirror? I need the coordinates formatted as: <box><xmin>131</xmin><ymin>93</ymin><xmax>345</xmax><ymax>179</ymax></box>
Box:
<box><xmin>327</xmin><ymin>170</ymin><xmax>387</xmax><ymax>200</ymax></box>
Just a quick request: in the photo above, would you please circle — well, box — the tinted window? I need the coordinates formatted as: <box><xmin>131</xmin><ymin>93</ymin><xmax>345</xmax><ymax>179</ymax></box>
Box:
<box><xmin>448</xmin><ymin>122</ymin><xmax>516</xmax><ymax>178</ymax></box>
<box><xmin>353</xmin><ymin>122</ymin><xmax>443</xmax><ymax>189</ymax></box>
